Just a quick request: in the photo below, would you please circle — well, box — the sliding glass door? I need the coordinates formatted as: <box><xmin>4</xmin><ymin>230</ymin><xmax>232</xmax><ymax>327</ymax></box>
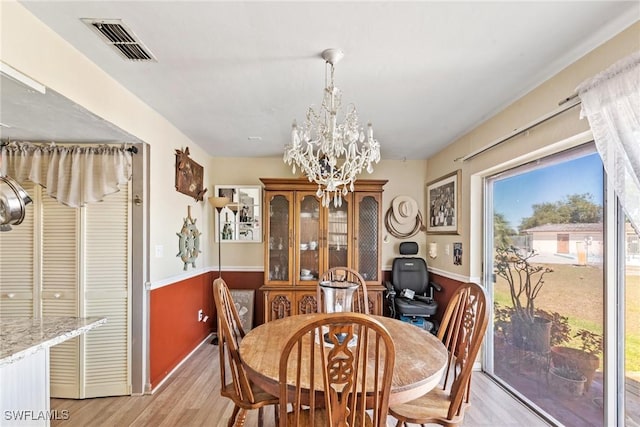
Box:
<box><xmin>485</xmin><ymin>144</ymin><xmax>606</xmax><ymax>426</ymax></box>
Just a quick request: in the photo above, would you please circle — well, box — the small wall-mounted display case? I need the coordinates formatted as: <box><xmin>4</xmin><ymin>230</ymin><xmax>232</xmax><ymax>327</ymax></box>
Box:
<box><xmin>214</xmin><ymin>185</ymin><xmax>262</xmax><ymax>243</ymax></box>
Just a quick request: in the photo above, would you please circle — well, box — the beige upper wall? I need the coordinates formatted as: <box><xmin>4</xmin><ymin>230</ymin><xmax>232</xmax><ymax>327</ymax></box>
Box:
<box><xmin>426</xmin><ymin>21</ymin><xmax>639</xmax><ymax>282</ymax></box>
<box><xmin>3</xmin><ymin>1</ymin><xmax>637</xmax><ymax>283</ymax></box>
<box><xmin>208</xmin><ymin>157</ymin><xmax>429</xmax><ymax>271</ymax></box>
<box><xmin>1</xmin><ymin>2</ymin><xmax>214</xmax><ymax>283</ymax></box>
<box><xmin>0</xmin><ymin>1</ymin><xmax>432</xmax><ymax>282</ymax></box>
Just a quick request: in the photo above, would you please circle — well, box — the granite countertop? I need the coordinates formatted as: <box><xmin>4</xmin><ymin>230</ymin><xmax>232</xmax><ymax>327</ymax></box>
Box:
<box><xmin>0</xmin><ymin>316</ymin><xmax>107</xmax><ymax>366</ymax></box>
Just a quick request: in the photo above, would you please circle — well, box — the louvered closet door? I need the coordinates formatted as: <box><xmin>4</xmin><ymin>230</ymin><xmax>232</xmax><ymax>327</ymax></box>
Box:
<box><xmin>0</xmin><ymin>181</ymin><xmax>37</xmax><ymax>317</ymax></box>
<box><xmin>42</xmin><ymin>189</ymin><xmax>81</xmax><ymax>398</ymax></box>
<box><xmin>0</xmin><ymin>180</ymin><xmax>131</xmax><ymax>398</ymax></box>
<box><xmin>82</xmin><ymin>186</ymin><xmax>131</xmax><ymax>397</ymax></box>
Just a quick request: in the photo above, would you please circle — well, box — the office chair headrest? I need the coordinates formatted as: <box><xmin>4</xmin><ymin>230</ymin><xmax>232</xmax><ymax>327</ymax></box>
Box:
<box><xmin>399</xmin><ymin>241</ymin><xmax>418</xmax><ymax>255</ymax></box>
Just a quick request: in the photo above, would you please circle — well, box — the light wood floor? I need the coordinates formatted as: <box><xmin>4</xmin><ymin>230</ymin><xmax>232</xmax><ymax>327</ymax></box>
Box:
<box><xmin>51</xmin><ymin>338</ymin><xmax>550</xmax><ymax>426</ymax></box>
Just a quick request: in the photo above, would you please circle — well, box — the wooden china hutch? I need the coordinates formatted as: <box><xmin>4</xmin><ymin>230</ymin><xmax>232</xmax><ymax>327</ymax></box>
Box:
<box><xmin>260</xmin><ymin>178</ymin><xmax>387</xmax><ymax>322</ymax></box>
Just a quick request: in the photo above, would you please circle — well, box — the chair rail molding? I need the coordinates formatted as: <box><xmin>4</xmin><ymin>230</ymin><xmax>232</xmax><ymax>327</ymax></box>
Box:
<box><xmin>427</xmin><ymin>266</ymin><xmax>478</xmax><ymax>285</ymax></box>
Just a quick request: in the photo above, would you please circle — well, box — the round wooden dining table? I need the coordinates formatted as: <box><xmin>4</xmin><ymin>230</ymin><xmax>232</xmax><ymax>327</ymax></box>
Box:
<box><xmin>239</xmin><ymin>313</ymin><xmax>448</xmax><ymax>405</ymax></box>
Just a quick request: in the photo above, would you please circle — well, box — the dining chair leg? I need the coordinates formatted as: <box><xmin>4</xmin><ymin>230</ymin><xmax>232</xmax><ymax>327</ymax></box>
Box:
<box><xmin>227</xmin><ymin>405</ymin><xmax>240</xmax><ymax>427</ymax></box>
<box><xmin>257</xmin><ymin>407</ymin><xmax>264</xmax><ymax>427</ymax></box>
<box><xmin>233</xmin><ymin>408</ymin><xmax>249</xmax><ymax>427</ymax></box>
<box><xmin>273</xmin><ymin>404</ymin><xmax>279</xmax><ymax>425</ymax></box>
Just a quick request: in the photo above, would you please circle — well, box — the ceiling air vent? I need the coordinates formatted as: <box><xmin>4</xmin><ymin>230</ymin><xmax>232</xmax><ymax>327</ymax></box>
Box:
<box><xmin>82</xmin><ymin>18</ymin><xmax>156</xmax><ymax>62</ymax></box>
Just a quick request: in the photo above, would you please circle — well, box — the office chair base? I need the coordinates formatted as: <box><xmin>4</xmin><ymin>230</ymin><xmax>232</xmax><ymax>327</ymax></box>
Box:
<box><xmin>399</xmin><ymin>316</ymin><xmax>437</xmax><ymax>333</ymax></box>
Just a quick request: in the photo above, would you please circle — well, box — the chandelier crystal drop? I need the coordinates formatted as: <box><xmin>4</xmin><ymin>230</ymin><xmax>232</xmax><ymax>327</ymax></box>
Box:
<box><xmin>283</xmin><ymin>48</ymin><xmax>381</xmax><ymax>208</ymax></box>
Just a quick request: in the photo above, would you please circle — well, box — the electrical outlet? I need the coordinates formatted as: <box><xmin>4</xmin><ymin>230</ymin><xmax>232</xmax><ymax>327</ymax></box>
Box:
<box><xmin>198</xmin><ymin>309</ymin><xmax>203</xmax><ymax>322</ymax></box>
<box><xmin>155</xmin><ymin>245</ymin><xmax>163</xmax><ymax>258</ymax></box>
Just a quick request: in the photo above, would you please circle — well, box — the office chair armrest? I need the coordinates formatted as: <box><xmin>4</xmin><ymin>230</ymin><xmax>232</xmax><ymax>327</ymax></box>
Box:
<box><xmin>414</xmin><ymin>295</ymin><xmax>431</xmax><ymax>303</ymax></box>
<box><xmin>384</xmin><ymin>281</ymin><xmax>396</xmax><ymax>297</ymax></box>
<box><xmin>429</xmin><ymin>281</ymin><xmax>443</xmax><ymax>292</ymax></box>
<box><xmin>384</xmin><ymin>281</ymin><xmax>397</xmax><ymax>318</ymax></box>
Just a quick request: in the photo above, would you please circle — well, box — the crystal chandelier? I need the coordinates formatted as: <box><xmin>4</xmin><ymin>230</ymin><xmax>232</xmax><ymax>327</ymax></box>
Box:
<box><xmin>284</xmin><ymin>48</ymin><xmax>381</xmax><ymax>207</ymax></box>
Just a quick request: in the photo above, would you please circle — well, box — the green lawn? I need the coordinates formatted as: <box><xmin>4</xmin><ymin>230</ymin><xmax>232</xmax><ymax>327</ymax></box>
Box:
<box><xmin>493</xmin><ymin>263</ymin><xmax>640</xmax><ymax>372</ymax></box>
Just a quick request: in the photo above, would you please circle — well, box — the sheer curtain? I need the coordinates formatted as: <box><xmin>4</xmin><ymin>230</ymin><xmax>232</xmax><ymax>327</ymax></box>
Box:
<box><xmin>0</xmin><ymin>141</ymin><xmax>133</xmax><ymax>208</ymax></box>
<box><xmin>577</xmin><ymin>51</ymin><xmax>640</xmax><ymax>233</ymax></box>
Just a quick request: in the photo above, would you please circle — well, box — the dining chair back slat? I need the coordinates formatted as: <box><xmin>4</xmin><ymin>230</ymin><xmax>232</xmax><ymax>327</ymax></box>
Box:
<box><xmin>213</xmin><ymin>278</ymin><xmax>278</xmax><ymax>427</ymax></box>
<box><xmin>278</xmin><ymin>312</ymin><xmax>395</xmax><ymax>426</ymax></box>
<box><xmin>389</xmin><ymin>282</ymin><xmax>488</xmax><ymax>426</ymax></box>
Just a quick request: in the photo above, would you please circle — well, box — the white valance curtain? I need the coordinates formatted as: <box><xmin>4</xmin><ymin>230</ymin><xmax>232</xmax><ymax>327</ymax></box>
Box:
<box><xmin>577</xmin><ymin>51</ymin><xmax>640</xmax><ymax>234</ymax></box>
<box><xmin>0</xmin><ymin>141</ymin><xmax>133</xmax><ymax>208</ymax></box>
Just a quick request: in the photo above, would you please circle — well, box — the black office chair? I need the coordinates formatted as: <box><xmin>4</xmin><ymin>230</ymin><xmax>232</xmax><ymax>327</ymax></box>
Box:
<box><xmin>385</xmin><ymin>242</ymin><xmax>442</xmax><ymax>333</ymax></box>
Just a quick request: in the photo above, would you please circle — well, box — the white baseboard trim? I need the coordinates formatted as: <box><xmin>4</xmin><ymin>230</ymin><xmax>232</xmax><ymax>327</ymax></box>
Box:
<box><xmin>148</xmin><ymin>333</ymin><xmax>213</xmax><ymax>394</ymax></box>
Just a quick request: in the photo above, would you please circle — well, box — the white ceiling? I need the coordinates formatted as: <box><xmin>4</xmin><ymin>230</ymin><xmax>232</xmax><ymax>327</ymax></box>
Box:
<box><xmin>1</xmin><ymin>1</ymin><xmax>638</xmax><ymax>160</ymax></box>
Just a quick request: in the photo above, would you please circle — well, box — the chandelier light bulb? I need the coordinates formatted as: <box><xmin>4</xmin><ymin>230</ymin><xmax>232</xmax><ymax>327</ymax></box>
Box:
<box><xmin>283</xmin><ymin>48</ymin><xmax>381</xmax><ymax>207</ymax></box>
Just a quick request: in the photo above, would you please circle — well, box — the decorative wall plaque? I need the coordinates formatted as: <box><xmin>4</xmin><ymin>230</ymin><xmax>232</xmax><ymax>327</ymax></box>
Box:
<box><xmin>176</xmin><ymin>206</ymin><xmax>201</xmax><ymax>270</ymax></box>
<box><xmin>175</xmin><ymin>147</ymin><xmax>207</xmax><ymax>201</ymax></box>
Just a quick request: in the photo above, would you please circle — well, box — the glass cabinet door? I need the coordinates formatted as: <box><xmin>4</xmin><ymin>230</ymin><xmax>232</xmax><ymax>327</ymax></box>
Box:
<box><xmin>354</xmin><ymin>193</ymin><xmax>380</xmax><ymax>282</ymax></box>
<box><xmin>327</xmin><ymin>196</ymin><xmax>350</xmax><ymax>270</ymax></box>
<box><xmin>266</xmin><ymin>193</ymin><xmax>292</xmax><ymax>284</ymax></box>
<box><xmin>296</xmin><ymin>193</ymin><xmax>320</xmax><ymax>283</ymax></box>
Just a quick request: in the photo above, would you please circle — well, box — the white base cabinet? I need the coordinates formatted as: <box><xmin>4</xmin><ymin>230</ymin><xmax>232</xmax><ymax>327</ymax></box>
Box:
<box><xmin>1</xmin><ymin>348</ymin><xmax>50</xmax><ymax>426</ymax></box>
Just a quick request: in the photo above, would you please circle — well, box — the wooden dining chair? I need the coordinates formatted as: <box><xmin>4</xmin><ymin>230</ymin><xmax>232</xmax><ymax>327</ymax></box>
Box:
<box><xmin>388</xmin><ymin>282</ymin><xmax>488</xmax><ymax>427</ymax></box>
<box><xmin>213</xmin><ymin>278</ymin><xmax>279</xmax><ymax>427</ymax></box>
<box><xmin>318</xmin><ymin>267</ymin><xmax>370</xmax><ymax>314</ymax></box>
<box><xmin>278</xmin><ymin>312</ymin><xmax>395</xmax><ymax>427</ymax></box>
